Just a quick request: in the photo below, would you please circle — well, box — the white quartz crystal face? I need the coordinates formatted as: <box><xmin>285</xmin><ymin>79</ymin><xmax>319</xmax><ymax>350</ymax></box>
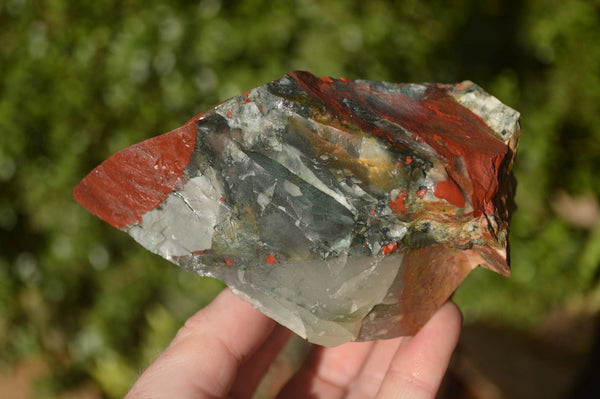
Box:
<box><xmin>207</xmin><ymin>254</ymin><xmax>404</xmax><ymax>346</ymax></box>
<box><xmin>128</xmin><ymin>174</ymin><xmax>223</xmax><ymax>259</ymax></box>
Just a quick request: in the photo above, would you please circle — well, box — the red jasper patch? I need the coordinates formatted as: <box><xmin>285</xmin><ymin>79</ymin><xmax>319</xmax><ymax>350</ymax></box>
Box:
<box><xmin>73</xmin><ymin>116</ymin><xmax>198</xmax><ymax>229</ymax></box>
<box><xmin>382</xmin><ymin>242</ymin><xmax>399</xmax><ymax>255</ymax></box>
<box><xmin>434</xmin><ymin>179</ymin><xmax>466</xmax><ymax>208</ymax></box>
<box><xmin>266</xmin><ymin>254</ymin><xmax>278</xmax><ymax>264</ymax></box>
<box><xmin>388</xmin><ymin>191</ymin><xmax>408</xmax><ymax>215</ymax></box>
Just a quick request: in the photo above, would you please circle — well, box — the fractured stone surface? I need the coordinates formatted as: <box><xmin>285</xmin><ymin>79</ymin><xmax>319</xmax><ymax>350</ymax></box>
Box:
<box><xmin>74</xmin><ymin>71</ymin><xmax>520</xmax><ymax>346</ymax></box>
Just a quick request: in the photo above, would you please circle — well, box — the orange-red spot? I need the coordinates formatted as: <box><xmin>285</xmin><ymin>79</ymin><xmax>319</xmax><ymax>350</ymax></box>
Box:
<box><xmin>434</xmin><ymin>179</ymin><xmax>466</xmax><ymax>208</ymax></box>
<box><xmin>382</xmin><ymin>242</ymin><xmax>398</xmax><ymax>255</ymax></box>
<box><xmin>266</xmin><ymin>254</ymin><xmax>278</xmax><ymax>265</ymax></box>
<box><xmin>320</xmin><ymin>76</ymin><xmax>334</xmax><ymax>83</ymax></box>
<box><xmin>258</xmin><ymin>105</ymin><xmax>263</xmax><ymax>114</ymax></box>
<box><xmin>339</xmin><ymin>77</ymin><xmax>349</xmax><ymax>83</ymax></box>
<box><xmin>416</xmin><ymin>188</ymin><xmax>427</xmax><ymax>199</ymax></box>
<box><xmin>225</xmin><ymin>256</ymin><xmax>232</xmax><ymax>266</ymax></box>
<box><xmin>242</xmin><ymin>90</ymin><xmax>251</xmax><ymax>98</ymax></box>
<box><xmin>226</xmin><ymin>110</ymin><xmax>232</xmax><ymax>119</ymax></box>
<box><xmin>482</xmin><ymin>229</ymin><xmax>494</xmax><ymax>240</ymax></box>
<box><xmin>193</xmin><ymin>249</ymin><xmax>206</xmax><ymax>255</ymax></box>
<box><xmin>484</xmin><ymin>200</ymin><xmax>494</xmax><ymax>214</ymax></box>
<box><xmin>388</xmin><ymin>191</ymin><xmax>408</xmax><ymax>215</ymax></box>
<box><xmin>405</xmin><ymin>156</ymin><xmax>413</xmax><ymax>165</ymax></box>
<box><xmin>364</xmin><ymin>242</ymin><xmax>369</xmax><ymax>248</ymax></box>
<box><xmin>369</xmin><ymin>210</ymin><xmax>376</xmax><ymax>215</ymax></box>
<box><xmin>220</xmin><ymin>196</ymin><xmax>226</xmax><ymax>202</ymax></box>
<box><xmin>244</xmin><ymin>98</ymin><xmax>252</xmax><ymax>104</ymax></box>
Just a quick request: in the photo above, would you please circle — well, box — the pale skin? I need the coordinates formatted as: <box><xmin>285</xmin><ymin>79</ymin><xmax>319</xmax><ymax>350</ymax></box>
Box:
<box><xmin>125</xmin><ymin>289</ymin><xmax>462</xmax><ymax>399</ymax></box>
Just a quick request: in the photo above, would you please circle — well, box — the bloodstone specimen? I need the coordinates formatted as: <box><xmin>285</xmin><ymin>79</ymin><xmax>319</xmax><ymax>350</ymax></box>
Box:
<box><xmin>74</xmin><ymin>71</ymin><xmax>520</xmax><ymax>346</ymax></box>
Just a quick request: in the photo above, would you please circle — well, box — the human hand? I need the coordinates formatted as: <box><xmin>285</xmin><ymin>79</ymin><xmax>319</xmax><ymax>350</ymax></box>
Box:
<box><xmin>125</xmin><ymin>288</ymin><xmax>462</xmax><ymax>399</ymax></box>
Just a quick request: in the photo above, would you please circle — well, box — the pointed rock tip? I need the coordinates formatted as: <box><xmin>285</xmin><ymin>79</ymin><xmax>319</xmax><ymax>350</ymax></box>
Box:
<box><xmin>73</xmin><ymin>117</ymin><xmax>199</xmax><ymax>228</ymax></box>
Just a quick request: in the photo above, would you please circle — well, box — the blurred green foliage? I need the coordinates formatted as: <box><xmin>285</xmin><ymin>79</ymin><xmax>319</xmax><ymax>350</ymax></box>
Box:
<box><xmin>1</xmin><ymin>0</ymin><xmax>599</xmax><ymax>397</ymax></box>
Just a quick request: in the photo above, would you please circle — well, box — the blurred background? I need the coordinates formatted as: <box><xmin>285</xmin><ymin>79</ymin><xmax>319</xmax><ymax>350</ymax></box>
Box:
<box><xmin>1</xmin><ymin>0</ymin><xmax>600</xmax><ymax>398</ymax></box>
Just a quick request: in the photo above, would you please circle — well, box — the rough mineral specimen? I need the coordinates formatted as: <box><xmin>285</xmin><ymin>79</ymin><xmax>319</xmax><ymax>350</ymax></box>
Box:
<box><xmin>74</xmin><ymin>71</ymin><xmax>520</xmax><ymax>346</ymax></box>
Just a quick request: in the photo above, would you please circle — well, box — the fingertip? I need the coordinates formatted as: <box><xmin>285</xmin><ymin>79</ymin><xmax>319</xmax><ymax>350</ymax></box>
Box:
<box><xmin>171</xmin><ymin>288</ymin><xmax>270</xmax><ymax>346</ymax></box>
<box><xmin>375</xmin><ymin>301</ymin><xmax>463</xmax><ymax>399</ymax></box>
<box><xmin>437</xmin><ymin>300</ymin><xmax>463</xmax><ymax>334</ymax></box>
<box><xmin>126</xmin><ymin>288</ymin><xmax>277</xmax><ymax>399</ymax></box>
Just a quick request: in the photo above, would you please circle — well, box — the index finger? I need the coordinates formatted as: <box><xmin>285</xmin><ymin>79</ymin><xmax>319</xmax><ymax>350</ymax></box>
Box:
<box><xmin>376</xmin><ymin>301</ymin><xmax>462</xmax><ymax>399</ymax></box>
<box><xmin>125</xmin><ymin>288</ymin><xmax>277</xmax><ymax>399</ymax></box>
